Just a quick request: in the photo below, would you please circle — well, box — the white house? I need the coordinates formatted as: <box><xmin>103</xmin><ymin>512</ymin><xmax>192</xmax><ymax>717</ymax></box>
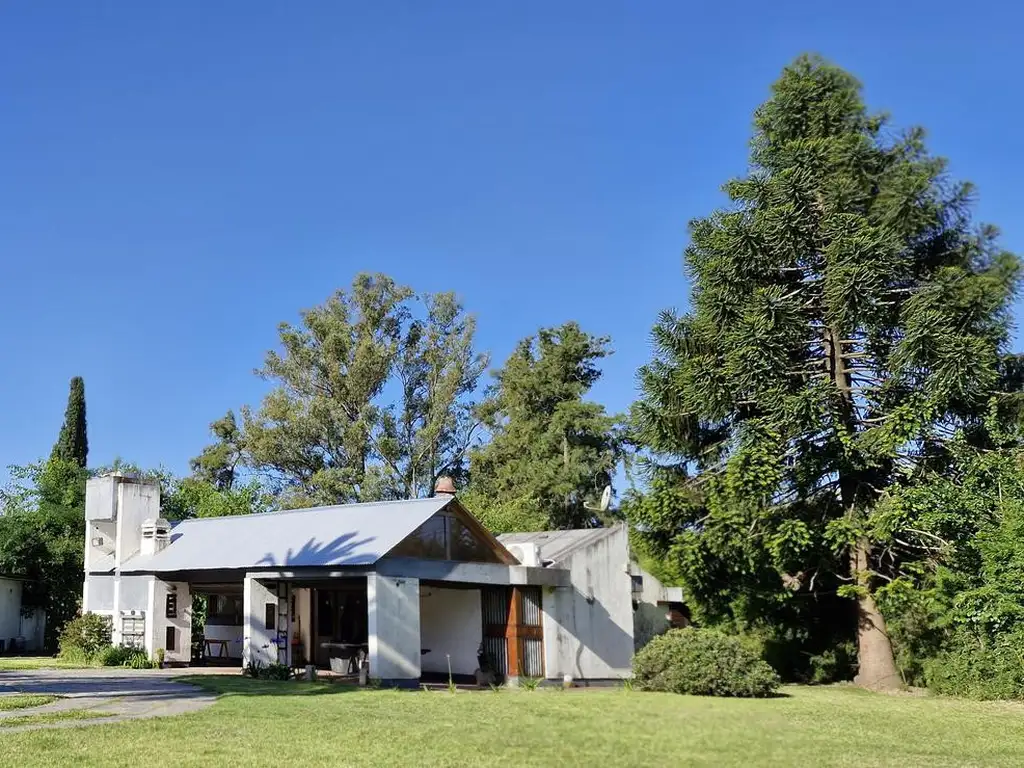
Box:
<box><xmin>0</xmin><ymin>576</ymin><xmax>46</xmax><ymax>653</ymax></box>
<box><xmin>81</xmin><ymin>471</ymin><xmax>683</xmax><ymax>685</ymax></box>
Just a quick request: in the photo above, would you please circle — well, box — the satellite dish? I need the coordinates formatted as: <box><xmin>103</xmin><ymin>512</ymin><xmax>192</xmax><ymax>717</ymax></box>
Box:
<box><xmin>584</xmin><ymin>485</ymin><xmax>613</xmax><ymax>513</ymax></box>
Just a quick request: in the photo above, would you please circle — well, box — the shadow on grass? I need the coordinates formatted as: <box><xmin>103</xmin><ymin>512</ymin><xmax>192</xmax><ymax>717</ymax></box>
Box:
<box><xmin>175</xmin><ymin>675</ymin><xmax>365</xmax><ymax>698</ymax></box>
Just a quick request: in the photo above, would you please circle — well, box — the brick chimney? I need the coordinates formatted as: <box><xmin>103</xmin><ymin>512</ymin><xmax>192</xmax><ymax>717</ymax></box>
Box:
<box><xmin>433</xmin><ymin>476</ymin><xmax>457</xmax><ymax>496</ymax></box>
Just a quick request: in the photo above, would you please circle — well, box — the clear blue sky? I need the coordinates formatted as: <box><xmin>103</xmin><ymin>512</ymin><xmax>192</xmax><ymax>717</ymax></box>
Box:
<box><xmin>2</xmin><ymin>1</ymin><xmax>1022</xmax><ymax>481</ymax></box>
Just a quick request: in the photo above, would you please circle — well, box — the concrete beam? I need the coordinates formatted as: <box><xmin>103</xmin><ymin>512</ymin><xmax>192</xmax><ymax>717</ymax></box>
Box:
<box><xmin>376</xmin><ymin>558</ymin><xmax>569</xmax><ymax>587</ymax></box>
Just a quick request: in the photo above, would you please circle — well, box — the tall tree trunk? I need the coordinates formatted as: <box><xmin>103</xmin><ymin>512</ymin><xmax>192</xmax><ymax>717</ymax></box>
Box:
<box><xmin>828</xmin><ymin>327</ymin><xmax>901</xmax><ymax>690</ymax></box>
<box><xmin>851</xmin><ymin>539</ymin><xmax>902</xmax><ymax>691</ymax></box>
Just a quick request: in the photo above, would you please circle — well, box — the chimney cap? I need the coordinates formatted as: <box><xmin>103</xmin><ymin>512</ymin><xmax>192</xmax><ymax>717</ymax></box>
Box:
<box><xmin>434</xmin><ymin>476</ymin><xmax>457</xmax><ymax>496</ymax></box>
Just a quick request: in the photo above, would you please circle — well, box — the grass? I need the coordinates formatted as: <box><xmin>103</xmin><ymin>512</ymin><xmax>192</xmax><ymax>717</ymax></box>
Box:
<box><xmin>0</xmin><ymin>695</ymin><xmax>58</xmax><ymax>711</ymax></box>
<box><xmin>0</xmin><ymin>656</ymin><xmax>97</xmax><ymax>671</ymax></box>
<box><xmin>1</xmin><ymin>677</ymin><xmax>1024</xmax><ymax>766</ymax></box>
<box><xmin>0</xmin><ymin>710</ymin><xmax>114</xmax><ymax>729</ymax></box>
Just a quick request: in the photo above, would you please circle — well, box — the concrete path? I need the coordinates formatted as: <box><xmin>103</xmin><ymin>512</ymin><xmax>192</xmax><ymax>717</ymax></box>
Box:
<box><xmin>0</xmin><ymin>668</ymin><xmax>218</xmax><ymax>733</ymax></box>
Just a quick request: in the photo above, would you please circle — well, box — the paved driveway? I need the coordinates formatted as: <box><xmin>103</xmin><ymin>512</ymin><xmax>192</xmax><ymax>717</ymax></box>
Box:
<box><xmin>0</xmin><ymin>668</ymin><xmax>217</xmax><ymax>732</ymax></box>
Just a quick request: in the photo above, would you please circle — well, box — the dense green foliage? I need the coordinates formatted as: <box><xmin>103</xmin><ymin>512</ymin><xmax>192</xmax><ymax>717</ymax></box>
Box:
<box><xmin>94</xmin><ymin>644</ymin><xmax>157</xmax><ymax>669</ymax></box>
<box><xmin>628</xmin><ymin>55</ymin><xmax>1020</xmax><ymax>689</ymax></box>
<box><xmin>872</xmin><ymin>434</ymin><xmax>1024</xmax><ymax>697</ymax></box>
<box><xmin>195</xmin><ymin>274</ymin><xmax>488</xmax><ymax>506</ymax></box>
<box><xmin>633</xmin><ymin>628</ymin><xmax>780</xmax><ymax>697</ymax></box>
<box><xmin>58</xmin><ymin>612</ymin><xmax>112</xmax><ymax>657</ymax></box>
<box><xmin>161</xmin><ymin>475</ymin><xmax>271</xmax><ymax>519</ymax></box>
<box><xmin>50</xmin><ymin>377</ymin><xmax>88</xmax><ymax>468</ymax></box>
<box><xmin>0</xmin><ymin>459</ymin><xmax>88</xmax><ymax>649</ymax></box>
<box><xmin>468</xmin><ymin>322</ymin><xmax>620</xmax><ymax>530</ymax></box>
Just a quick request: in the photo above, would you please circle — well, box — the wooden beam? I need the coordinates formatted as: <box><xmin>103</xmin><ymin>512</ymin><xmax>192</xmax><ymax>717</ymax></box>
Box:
<box><xmin>506</xmin><ymin>587</ymin><xmax>522</xmax><ymax>677</ymax></box>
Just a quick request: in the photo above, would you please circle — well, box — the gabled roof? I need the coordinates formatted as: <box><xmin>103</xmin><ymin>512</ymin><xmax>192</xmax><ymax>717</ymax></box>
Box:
<box><xmin>497</xmin><ymin>526</ymin><xmax>623</xmax><ymax>565</ymax></box>
<box><xmin>121</xmin><ymin>496</ymin><xmax>454</xmax><ymax>574</ymax></box>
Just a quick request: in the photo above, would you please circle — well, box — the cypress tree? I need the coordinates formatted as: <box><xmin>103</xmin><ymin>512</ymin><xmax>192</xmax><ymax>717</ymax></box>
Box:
<box><xmin>51</xmin><ymin>376</ymin><xmax>88</xmax><ymax>468</ymax></box>
<box><xmin>631</xmin><ymin>56</ymin><xmax>1019</xmax><ymax>689</ymax></box>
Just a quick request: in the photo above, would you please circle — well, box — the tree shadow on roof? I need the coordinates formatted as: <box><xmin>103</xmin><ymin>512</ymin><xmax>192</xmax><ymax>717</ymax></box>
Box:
<box><xmin>256</xmin><ymin>531</ymin><xmax>378</xmax><ymax>567</ymax></box>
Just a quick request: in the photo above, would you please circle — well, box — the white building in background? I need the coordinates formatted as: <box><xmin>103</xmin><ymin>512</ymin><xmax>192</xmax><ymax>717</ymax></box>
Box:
<box><xmin>0</xmin><ymin>576</ymin><xmax>46</xmax><ymax>653</ymax></box>
<box><xmin>81</xmin><ymin>472</ymin><xmax>684</xmax><ymax>684</ymax></box>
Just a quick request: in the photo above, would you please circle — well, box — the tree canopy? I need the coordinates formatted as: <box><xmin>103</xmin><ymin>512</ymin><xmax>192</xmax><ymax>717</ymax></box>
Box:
<box><xmin>50</xmin><ymin>376</ymin><xmax>87</xmax><ymax>468</ymax></box>
<box><xmin>195</xmin><ymin>273</ymin><xmax>488</xmax><ymax>506</ymax></box>
<box><xmin>628</xmin><ymin>55</ymin><xmax>1020</xmax><ymax>689</ymax></box>
<box><xmin>468</xmin><ymin>322</ymin><xmax>620</xmax><ymax>531</ymax></box>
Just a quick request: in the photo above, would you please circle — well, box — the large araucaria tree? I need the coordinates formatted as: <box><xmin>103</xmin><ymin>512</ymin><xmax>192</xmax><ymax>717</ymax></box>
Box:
<box><xmin>630</xmin><ymin>56</ymin><xmax>1019</xmax><ymax>689</ymax></box>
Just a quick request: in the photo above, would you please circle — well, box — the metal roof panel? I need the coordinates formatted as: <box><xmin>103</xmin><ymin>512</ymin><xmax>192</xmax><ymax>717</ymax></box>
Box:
<box><xmin>122</xmin><ymin>496</ymin><xmax>452</xmax><ymax>573</ymax></box>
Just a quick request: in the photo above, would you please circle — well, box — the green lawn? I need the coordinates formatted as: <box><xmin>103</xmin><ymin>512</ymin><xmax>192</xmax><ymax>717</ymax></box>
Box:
<box><xmin>0</xmin><ymin>656</ymin><xmax>96</xmax><ymax>671</ymax></box>
<box><xmin>0</xmin><ymin>695</ymin><xmax>57</xmax><ymax>711</ymax></box>
<box><xmin>0</xmin><ymin>710</ymin><xmax>113</xmax><ymax>729</ymax></box>
<box><xmin>1</xmin><ymin>677</ymin><xmax>1024</xmax><ymax>767</ymax></box>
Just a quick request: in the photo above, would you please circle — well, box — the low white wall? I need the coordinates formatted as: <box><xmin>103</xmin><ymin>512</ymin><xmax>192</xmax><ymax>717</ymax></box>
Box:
<box><xmin>419</xmin><ymin>587</ymin><xmax>481</xmax><ymax>676</ymax></box>
<box><xmin>368</xmin><ymin>574</ymin><xmax>420</xmax><ymax>682</ymax></box>
<box><xmin>0</xmin><ymin>578</ymin><xmax>23</xmax><ymax>644</ymax></box>
<box><xmin>541</xmin><ymin>527</ymin><xmax>635</xmax><ymax>680</ymax></box>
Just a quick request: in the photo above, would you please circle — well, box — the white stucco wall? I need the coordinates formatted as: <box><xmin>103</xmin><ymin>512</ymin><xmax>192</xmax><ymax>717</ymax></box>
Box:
<box><xmin>419</xmin><ymin>586</ymin><xmax>481</xmax><ymax>676</ymax></box>
<box><xmin>114</xmin><ymin>480</ymin><xmax>159</xmax><ymax>567</ymax></box>
<box><xmin>146</xmin><ymin>580</ymin><xmax>192</xmax><ymax>664</ymax></box>
<box><xmin>367</xmin><ymin>574</ymin><xmax>421</xmax><ymax>683</ymax></box>
<box><xmin>243</xmin><ymin>577</ymin><xmax>279</xmax><ymax>666</ymax></box>
<box><xmin>83</xmin><ymin>575</ymin><xmax>115</xmax><ymax>613</ymax></box>
<box><xmin>630</xmin><ymin>564</ymin><xmax>685</xmax><ymax>651</ymax></box>
<box><xmin>541</xmin><ymin>526</ymin><xmax>635</xmax><ymax>680</ymax></box>
<box><xmin>0</xmin><ymin>578</ymin><xmax>23</xmax><ymax>644</ymax></box>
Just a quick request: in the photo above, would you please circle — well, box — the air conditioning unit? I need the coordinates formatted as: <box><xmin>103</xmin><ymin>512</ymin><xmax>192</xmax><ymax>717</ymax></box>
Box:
<box><xmin>507</xmin><ymin>543</ymin><xmax>542</xmax><ymax>567</ymax></box>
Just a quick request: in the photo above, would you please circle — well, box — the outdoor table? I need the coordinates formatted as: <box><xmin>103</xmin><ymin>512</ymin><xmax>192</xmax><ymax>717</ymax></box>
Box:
<box><xmin>204</xmin><ymin>638</ymin><xmax>229</xmax><ymax>658</ymax></box>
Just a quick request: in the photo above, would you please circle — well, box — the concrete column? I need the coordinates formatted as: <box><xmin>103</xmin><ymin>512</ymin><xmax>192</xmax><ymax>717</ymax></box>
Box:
<box><xmin>143</xmin><ymin>579</ymin><xmax>191</xmax><ymax>663</ymax></box>
<box><xmin>367</xmin><ymin>574</ymin><xmax>421</xmax><ymax>686</ymax></box>
<box><xmin>243</xmin><ymin>576</ymin><xmax>278</xmax><ymax>667</ymax></box>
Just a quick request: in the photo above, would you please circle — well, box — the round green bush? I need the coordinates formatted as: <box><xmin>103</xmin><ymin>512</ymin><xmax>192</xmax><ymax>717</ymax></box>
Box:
<box><xmin>58</xmin><ymin>612</ymin><xmax>112</xmax><ymax>657</ymax></box>
<box><xmin>632</xmin><ymin>628</ymin><xmax>780</xmax><ymax>697</ymax></box>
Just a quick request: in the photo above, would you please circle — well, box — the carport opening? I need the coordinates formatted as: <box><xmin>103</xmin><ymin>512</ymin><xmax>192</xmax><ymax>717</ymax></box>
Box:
<box><xmin>191</xmin><ymin>584</ymin><xmax>244</xmax><ymax>667</ymax></box>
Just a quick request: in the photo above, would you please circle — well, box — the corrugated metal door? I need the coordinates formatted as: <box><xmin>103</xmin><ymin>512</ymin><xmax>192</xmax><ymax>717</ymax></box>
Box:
<box><xmin>481</xmin><ymin>586</ymin><xmax>545</xmax><ymax>679</ymax></box>
<box><xmin>519</xmin><ymin>587</ymin><xmax>544</xmax><ymax>677</ymax></box>
<box><xmin>481</xmin><ymin>587</ymin><xmax>509</xmax><ymax>677</ymax></box>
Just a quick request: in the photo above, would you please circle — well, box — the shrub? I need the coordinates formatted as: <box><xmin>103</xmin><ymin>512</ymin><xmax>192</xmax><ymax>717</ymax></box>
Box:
<box><xmin>121</xmin><ymin>649</ymin><xmax>156</xmax><ymax>669</ymax></box>
<box><xmin>632</xmin><ymin>628</ymin><xmax>780</xmax><ymax>697</ymax></box>
<box><xmin>926</xmin><ymin>635</ymin><xmax>1024</xmax><ymax>700</ymax></box>
<box><xmin>245</xmin><ymin>660</ymin><xmax>293</xmax><ymax>680</ymax></box>
<box><xmin>93</xmin><ymin>645</ymin><xmax>156</xmax><ymax>669</ymax></box>
<box><xmin>95</xmin><ymin>645</ymin><xmax>132</xmax><ymax>666</ymax></box>
<box><xmin>58</xmin><ymin>613</ymin><xmax>112</xmax><ymax>658</ymax></box>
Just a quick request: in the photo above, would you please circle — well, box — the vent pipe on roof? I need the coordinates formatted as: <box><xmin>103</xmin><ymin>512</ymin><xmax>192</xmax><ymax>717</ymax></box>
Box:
<box><xmin>433</xmin><ymin>476</ymin><xmax>457</xmax><ymax>496</ymax></box>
